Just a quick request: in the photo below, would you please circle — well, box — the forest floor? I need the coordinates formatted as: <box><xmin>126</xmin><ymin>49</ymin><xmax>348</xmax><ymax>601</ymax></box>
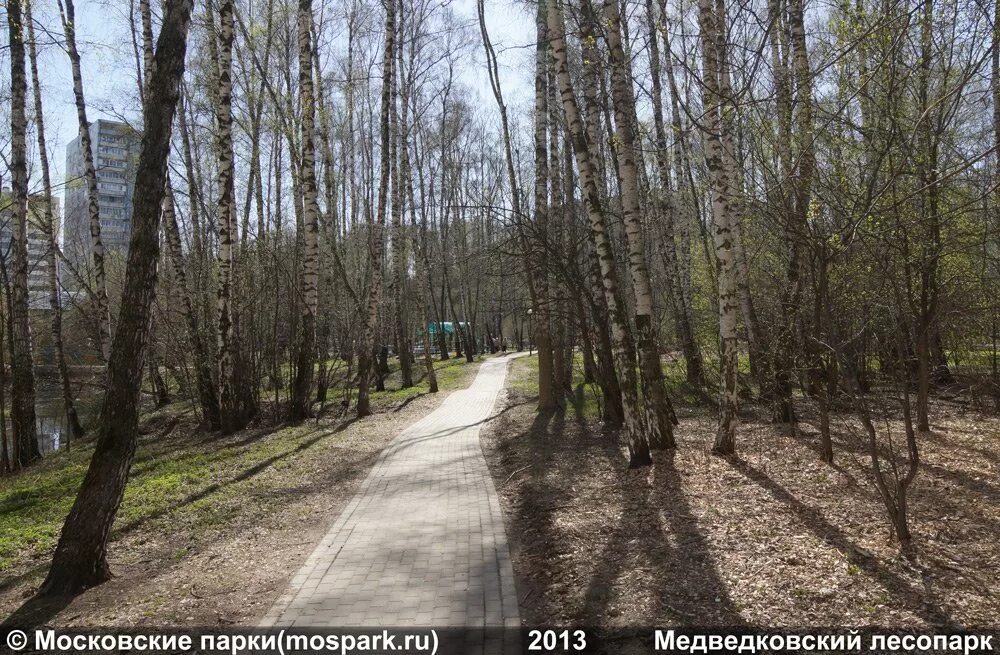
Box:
<box><xmin>0</xmin><ymin>355</ymin><xmax>487</xmax><ymax>627</ymax></box>
<box><xmin>482</xmin><ymin>356</ymin><xmax>1000</xmax><ymax>653</ymax></box>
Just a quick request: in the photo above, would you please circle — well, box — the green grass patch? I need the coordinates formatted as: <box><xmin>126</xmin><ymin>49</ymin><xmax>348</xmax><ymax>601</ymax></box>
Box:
<box><xmin>508</xmin><ymin>350</ymin><xmax>718</xmax><ymax>419</ymax></box>
<box><xmin>366</xmin><ymin>355</ymin><xmax>487</xmax><ymax>409</ymax></box>
<box><xmin>0</xmin><ymin>417</ymin><xmax>333</xmax><ymax>574</ymax></box>
<box><xmin>507</xmin><ymin>354</ymin><xmax>604</xmax><ymax>419</ymax></box>
<box><xmin>0</xmin><ymin>354</ymin><xmax>487</xmax><ymax>578</ymax></box>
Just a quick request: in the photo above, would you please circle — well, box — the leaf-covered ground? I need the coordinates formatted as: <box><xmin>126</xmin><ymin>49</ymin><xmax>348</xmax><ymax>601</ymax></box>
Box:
<box><xmin>482</xmin><ymin>356</ymin><xmax>1000</xmax><ymax>653</ymax></box>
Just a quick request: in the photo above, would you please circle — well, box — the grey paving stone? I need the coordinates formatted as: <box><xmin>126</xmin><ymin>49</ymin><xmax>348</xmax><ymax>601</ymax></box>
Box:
<box><xmin>261</xmin><ymin>354</ymin><xmax>522</xmax><ymax>647</ymax></box>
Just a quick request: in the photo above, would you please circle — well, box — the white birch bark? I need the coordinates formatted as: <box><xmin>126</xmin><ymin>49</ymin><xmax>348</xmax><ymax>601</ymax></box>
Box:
<box><xmin>58</xmin><ymin>0</ymin><xmax>112</xmax><ymax>361</ymax></box>
<box><xmin>698</xmin><ymin>0</ymin><xmax>740</xmax><ymax>453</ymax></box>
<box><xmin>603</xmin><ymin>0</ymin><xmax>678</xmax><ymax>448</ymax></box>
<box><xmin>289</xmin><ymin>0</ymin><xmax>322</xmax><ymax>420</ymax></box>
<box><xmin>547</xmin><ymin>0</ymin><xmax>651</xmax><ymax>466</ymax></box>
<box><xmin>7</xmin><ymin>0</ymin><xmax>40</xmax><ymax>466</ymax></box>
<box><xmin>214</xmin><ymin>0</ymin><xmax>249</xmax><ymax>433</ymax></box>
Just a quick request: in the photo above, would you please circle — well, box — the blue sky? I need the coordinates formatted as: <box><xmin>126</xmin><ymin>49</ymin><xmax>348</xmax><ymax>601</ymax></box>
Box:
<box><xmin>25</xmin><ymin>0</ymin><xmax>534</xmax><ymax>211</ymax></box>
<box><xmin>30</xmin><ymin>0</ymin><xmax>140</xmax><ymax>197</ymax></box>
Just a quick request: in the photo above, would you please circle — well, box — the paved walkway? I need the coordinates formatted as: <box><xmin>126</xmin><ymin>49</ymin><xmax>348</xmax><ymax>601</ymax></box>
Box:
<box><xmin>263</xmin><ymin>354</ymin><xmax>521</xmax><ymax>638</ymax></box>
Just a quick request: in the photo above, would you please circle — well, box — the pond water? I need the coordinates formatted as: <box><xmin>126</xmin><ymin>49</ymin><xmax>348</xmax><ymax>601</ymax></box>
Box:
<box><xmin>35</xmin><ymin>400</ymin><xmax>76</xmax><ymax>454</ymax></box>
<box><xmin>2</xmin><ymin>378</ymin><xmax>102</xmax><ymax>455</ymax></box>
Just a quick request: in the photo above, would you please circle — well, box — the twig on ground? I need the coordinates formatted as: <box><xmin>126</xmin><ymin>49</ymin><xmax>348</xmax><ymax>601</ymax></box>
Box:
<box><xmin>502</xmin><ymin>465</ymin><xmax>531</xmax><ymax>486</ymax></box>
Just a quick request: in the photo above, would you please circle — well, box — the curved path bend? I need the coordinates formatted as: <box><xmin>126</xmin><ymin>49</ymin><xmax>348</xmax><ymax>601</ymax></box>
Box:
<box><xmin>263</xmin><ymin>354</ymin><xmax>521</xmax><ymax>639</ymax></box>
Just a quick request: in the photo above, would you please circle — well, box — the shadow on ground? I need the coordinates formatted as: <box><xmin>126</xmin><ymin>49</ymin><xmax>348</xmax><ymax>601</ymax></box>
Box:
<box><xmin>485</xmin><ymin>384</ymin><xmax>742</xmax><ymax>653</ymax></box>
<box><xmin>482</xmin><ymin>363</ymin><xmax>998</xmax><ymax>653</ymax></box>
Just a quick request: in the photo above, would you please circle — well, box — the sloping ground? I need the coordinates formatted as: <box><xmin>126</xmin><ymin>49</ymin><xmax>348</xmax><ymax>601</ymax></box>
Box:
<box><xmin>0</xmin><ymin>356</ymin><xmax>483</xmax><ymax>627</ymax></box>
<box><xmin>482</xmin><ymin>357</ymin><xmax>1000</xmax><ymax>652</ymax></box>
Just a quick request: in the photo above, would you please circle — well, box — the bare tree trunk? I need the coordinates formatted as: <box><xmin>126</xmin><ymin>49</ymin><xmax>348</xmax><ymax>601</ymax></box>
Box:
<box><xmin>532</xmin><ymin>2</ymin><xmax>556</xmax><ymax>411</ymax></box>
<box><xmin>915</xmin><ymin>0</ymin><xmax>938</xmax><ymax>433</ymax></box>
<box><xmin>815</xmin><ymin>255</ymin><xmax>834</xmax><ymax>464</ymax></box>
<box><xmin>603</xmin><ymin>0</ymin><xmax>678</xmax><ymax>448</ymax></box>
<box><xmin>994</xmin><ymin>0</ymin><xmax>1000</xmax><ymax>413</ymax></box>
<box><xmin>699</xmin><ymin>0</ymin><xmax>740</xmax><ymax>454</ymax></box>
<box><xmin>770</xmin><ymin>0</ymin><xmax>816</xmax><ymax>426</ymax></box>
<box><xmin>0</xmin><ymin>308</ymin><xmax>8</xmax><ymax>472</ymax></box>
<box><xmin>356</xmin><ymin>0</ymin><xmax>395</xmax><ymax>417</ymax></box>
<box><xmin>548</xmin><ymin>66</ymin><xmax>570</xmax><ymax>396</ymax></box>
<box><xmin>215</xmin><ymin>0</ymin><xmax>251</xmax><ymax>433</ymax></box>
<box><xmin>162</xmin><ymin>179</ymin><xmax>221</xmax><ymax>428</ymax></box>
<box><xmin>345</xmin><ymin>5</ymin><xmax>359</xmax><ymax>234</ymax></box>
<box><xmin>577</xmin><ymin>4</ymin><xmax>625</xmax><ymax>425</ymax></box>
<box><xmin>411</xmin><ymin>236</ymin><xmax>438</xmax><ymax>393</ymax></box>
<box><xmin>6</xmin><ymin>0</ymin><xmax>40</xmax><ymax>469</ymax></box>
<box><xmin>396</xmin><ymin>53</ymin><xmax>438</xmax><ymax>393</ymax></box>
<box><xmin>478</xmin><ymin>0</ymin><xmax>558</xmax><ymax>396</ymax></box>
<box><xmin>139</xmin><ymin>0</ymin><xmax>153</xmax><ymax>89</ymax></box>
<box><xmin>57</xmin><ymin>0</ymin><xmax>112</xmax><ymax>362</ymax></box>
<box><xmin>311</xmin><ymin>23</ymin><xmax>342</xmax><ymax>403</ymax></box>
<box><xmin>289</xmin><ymin>0</ymin><xmax>321</xmax><ymax>421</ymax></box>
<box><xmin>768</xmin><ymin>0</ymin><xmax>797</xmax><ymax>425</ymax></box>
<box><xmin>548</xmin><ymin>0</ymin><xmax>651</xmax><ymax>467</ymax></box>
<box><xmin>26</xmin><ymin>0</ymin><xmax>85</xmax><ymax>444</ymax></box>
<box><xmin>388</xmin><ymin>14</ymin><xmax>412</xmax><ymax>391</ymax></box>
<box><xmin>147</xmin><ymin>329</ymin><xmax>170</xmax><ymax>407</ymax></box>
<box><xmin>41</xmin><ymin>0</ymin><xmax>194</xmax><ymax>594</ymax></box>
<box><xmin>177</xmin><ymin>90</ymin><xmax>205</xmax><ymax>262</ymax></box>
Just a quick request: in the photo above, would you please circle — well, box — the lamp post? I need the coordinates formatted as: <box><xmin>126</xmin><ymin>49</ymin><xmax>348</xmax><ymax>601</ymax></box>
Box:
<box><xmin>527</xmin><ymin>308</ymin><xmax>533</xmax><ymax>356</ymax></box>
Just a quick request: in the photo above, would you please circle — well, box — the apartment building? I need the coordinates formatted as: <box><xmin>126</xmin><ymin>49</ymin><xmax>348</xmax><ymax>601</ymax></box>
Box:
<box><xmin>63</xmin><ymin>119</ymin><xmax>141</xmax><ymax>275</ymax></box>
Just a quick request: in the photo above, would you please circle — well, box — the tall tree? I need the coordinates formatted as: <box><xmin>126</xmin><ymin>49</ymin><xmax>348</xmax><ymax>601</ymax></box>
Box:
<box><xmin>356</xmin><ymin>0</ymin><xmax>395</xmax><ymax>417</ymax></box>
<box><xmin>699</xmin><ymin>0</ymin><xmax>740</xmax><ymax>454</ymax></box>
<box><xmin>57</xmin><ymin>0</ymin><xmax>112</xmax><ymax>361</ymax></box>
<box><xmin>913</xmin><ymin>0</ymin><xmax>939</xmax><ymax>432</ymax></box>
<box><xmin>289</xmin><ymin>0</ymin><xmax>322</xmax><ymax>421</ymax></box>
<box><xmin>602</xmin><ymin>0</ymin><xmax>678</xmax><ymax>448</ymax></box>
<box><xmin>41</xmin><ymin>0</ymin><xmax>196</xmax><ymax>594</ymax></box>
<box><xmin>577</xmin><ymin>0</ymin><xmax>625</xmax><ymax>425</ymax></box>
<box><xmin>390</xmin><ymin>1</ymin><xmax>413</xmax><ymax>390</ymax></box>
<box><xmin>532</xmin><ymin>0</ymin><xmax>557</xmax><ymax>411</ymax></box>
<box><xmin>215</xmin><ymin>0</ymin><xmax>252</xmax><ymax>432</ymax></box>
<box><xmin>25</xmin><ymin>0</ymin><xmax>85</xmax><ymax>444</ymax></box>
<box><xmin>6</xmin><ymin>0</ymin><xmax>41</xmax><ymax>468</ymax></box>
<box><xmin>547</xmin><ymin>0</ymin><xmax>652</xmax><ymax>466</ymax></box>
<box><xmin>399</xmin><ymin>6</ymin><xmax>437</xmax><ymax>393</ymax></box>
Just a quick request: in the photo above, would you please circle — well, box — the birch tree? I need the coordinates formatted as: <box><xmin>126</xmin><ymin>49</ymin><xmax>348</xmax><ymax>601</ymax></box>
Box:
<box><xmin>57</xmin><ymin>0</ymin><xmax>112</xmax><ymax>361</ymax></box>
<box><xmin>25</xmin><ymin>0</ymin><xmax>85</xmax><ymax>443</ymax></box>
<box><xmin>698</xmin><ymin>0</ymin><xmax>740</xmax><ymax>454</ymax></box>
<box><xmin>289</xmin><ymin>0</ymin><xmax>322</xmax><ymax>420</ymax></box>
<box><xmin>6</xmin><ymin>0</ymin><xmax>40</xmax><ymax>469</ymax></box>
<box><xmin>602</xmin><ymin>0</ymin><xmax>678</xmax><ymax>449</ymax></box>
<box><xmin>215</xmin><ymin>0</ymin><xmax>253</xmax><ymax>432</ymax></box>
<box><xmin>547</xmin><ymin>0</ymin><xmax>652</xmax><ymax>466</ymax></box>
